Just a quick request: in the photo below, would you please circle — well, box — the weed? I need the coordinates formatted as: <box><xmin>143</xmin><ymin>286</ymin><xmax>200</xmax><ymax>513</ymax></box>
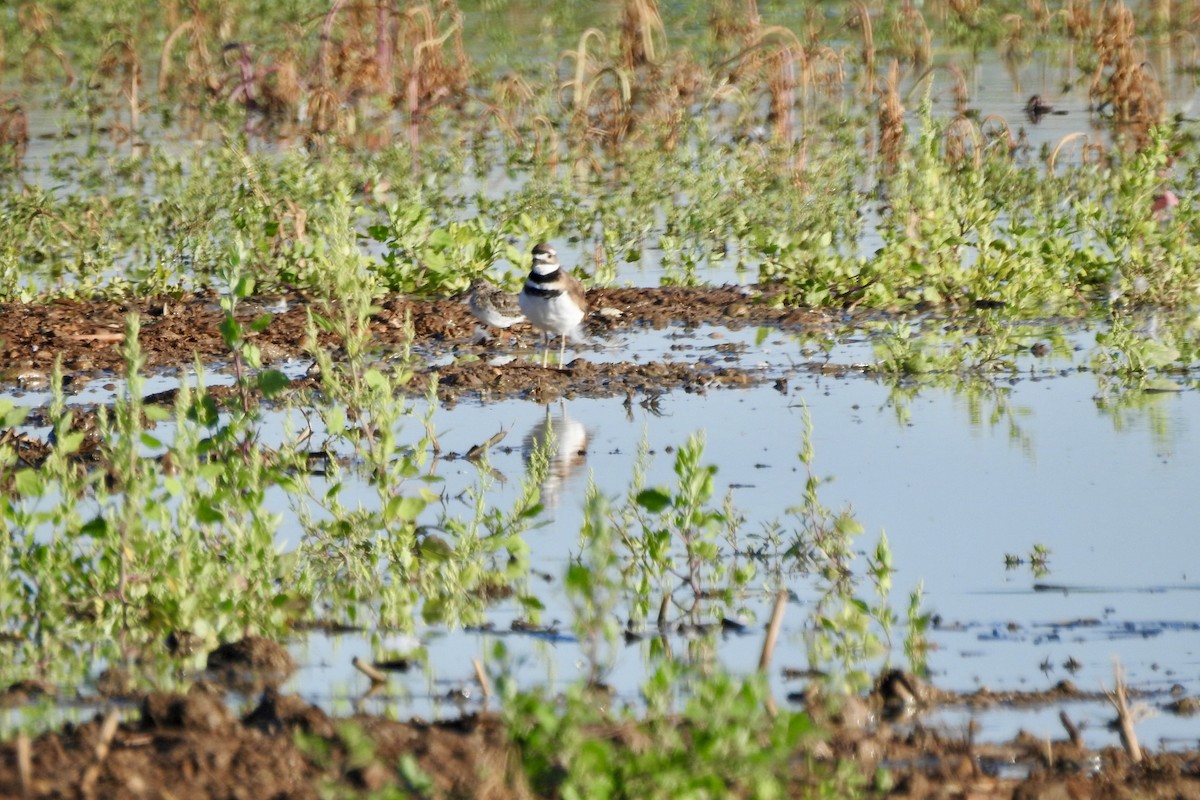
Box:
<box><xmin>1004</xmin><ymin>543</ymin><xmax>1053</xmax><ymax>578</ymax></box>
<box><xmin>623</xmin><ymin>432</ymin><xmax>745</xmax><ymax>622</ymax></box>
<box><xmin>503</xmin><ymin>668</ymin><xmax>833</xmax><ymax>799</ymax></box>
<box><xmin>787</xmin><ymin>406</ymin><xmax>915</xmax><ymax>693</ymax></box>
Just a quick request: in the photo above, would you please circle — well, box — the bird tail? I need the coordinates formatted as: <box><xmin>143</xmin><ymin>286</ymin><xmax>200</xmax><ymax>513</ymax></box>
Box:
<box><xmin>566</xmin><ymin>324</ymin><xmax>589</xmax><ymax>345</ymax></box>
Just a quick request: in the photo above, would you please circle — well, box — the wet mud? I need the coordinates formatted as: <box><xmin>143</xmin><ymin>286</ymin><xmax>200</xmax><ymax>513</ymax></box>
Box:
<box><xmin>5</xmin><ymin>291</ymin><xmax>1197</xmax><ymax>797</ymax></box>
<box><xmin>0</xmin><ymin>286</ymin><xmax>836</xmax><ymax>402</ymax></box>
<box><xmin>0</xmin><ymin>679</ymin><xmax>1197</xmax><ymax>799</ymax></box>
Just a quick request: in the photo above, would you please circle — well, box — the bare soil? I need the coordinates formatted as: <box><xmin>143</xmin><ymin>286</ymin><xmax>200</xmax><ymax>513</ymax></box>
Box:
<box><xmin>1</xmin><ymin>680</ymin><xmax>1198</xmax><ymax>799</ymax></box>
<box><xmin>0</xmin><ymin>285</ymin><xmax>836</xmax><ymax>403</ymax></box>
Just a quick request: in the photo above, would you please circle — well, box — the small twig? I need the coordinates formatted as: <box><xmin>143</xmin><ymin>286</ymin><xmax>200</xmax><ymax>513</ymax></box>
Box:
<box><xmin>1104</xmin><ymin>660</ymin><xmax>1143</xmax><ymax>763</ymax></box>
<box><xmin>473</xmin><ymin>658</ymin><xmax>492</xmax><ymax>700</ymax></box>
<box><xmin>968</xmin><ymin>720</ymin><xmax>981</xmax><ymax>776</ymax></box>
<box><xmin>94</xmin><ymin>709</ymin><xmax>121</xmax><ymax>761</ymax></box>
<box><xmin>466</xmin><ymin>429</ymin><xmax>508</xmax><ymax>462</ymax></box>
<box><xmin>1059</xmin><ymin>710</ymin><xmax>1083</xmax><ymax>749</ymax></box>
<box><xmin>60</xmin><ymin>332</ymin><xmax>126</xmax><ymax>343</ymax></box>
<box><xmin>351</xmin><ymin>656</ymin><xmax>388</xmax><ymax>685</ymax></box>
<box><xmin>16</xmin><ymin>732</ymin><xmax>31</xmax><ymax>800</ymax></box>
<box><xmin>758</xmin><ymin>590</ymin><xmax>789</xmax><ymax>672</ymax></box>
<box><xmin>424</xmin><ymin>416</ymin><xmax>441</xmax><ymax>455</ymax></box>
<box><xmin>80</xmin><ymin>709</ymin><xmax>121</xmax><ymax>800</ymax></box>
<box><xmin>656</xmin><ymin>593</ymin><xmax>670</xmax><ymax>629</ymax></box>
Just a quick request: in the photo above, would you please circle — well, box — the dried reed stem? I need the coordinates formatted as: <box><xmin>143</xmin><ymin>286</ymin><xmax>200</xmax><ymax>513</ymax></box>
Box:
<box><xmin>352</xmin><ymin>655</ymin><xmax>388</xmax><ymax>684</ymax></box>
<box><xmin>878</xmin><ymin>60</ymin><xmax>904</xmax><ymax>171</ymax></box>
<box><xmin>473</xmin><ymin>658</ymin><xmax>492</xmax><ymax>699</ymax></box>
<box><xmin>16</xmin><ymin>731</ymin><xmax>31</xmax><ymax>800</ymax></box>
<box><xmin>1105</xmin><ymin>661</ymin><xmax>1143</xmax><ymax>763</ymax></box>
<box><xmin>758</xmin><ymin>590</ymin><xmax>789</xmax><ymax>672</ymax></box>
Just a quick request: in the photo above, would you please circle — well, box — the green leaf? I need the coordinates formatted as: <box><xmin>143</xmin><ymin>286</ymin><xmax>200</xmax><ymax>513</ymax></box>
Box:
<box><xmin>310</xmin><ymin>312</ymin><xmax>336</xmax><ymax>333</ymax></box>
<box><xmin>188</xmin><ymin>395</ymin><xmax>219</xmax><ymax>426</ymax></box>
<box><xmin>363</xmin><ymin>368</ymin><xmax>388</xmax><ymax>391</ymax></box>
<box><xmin>14</xmin><ymin>468</ymin><xmax>43</xmax><ymax>496</ymax></box>
<box><xmin>218</xmin><ymin>317</ymin><xmax>242</xmax><ymax>346</ymax></box>
<box><xmin>419</xmin><ymin>536</ymin><xmax>452</xmax><ymax>560</ymax></box>
<box><xmin>519</xmin><ymin>594</ymin><xmax>545</xmax><ymax>611</ymax></box>
<box><xmin>234</xmin><ymin>273</ymin><xmax>256</xmax><ymax>298</ymax></box>
<box><xmin>421</xmin><ymin>596</ymin><xmax>446</xmax><ymax>624</ymax></box>
<box><xmin>388</xmin><ymin>495</ymin><xmax>426</xmax><ymax>523</ymax></box>
<box><xmin>257</xmin><ymin>369</ymin><xmax>290</xmax><ymax>398</ymax></box>
<box><xmin>249</xmin><ymin>313</ymin><xmax>274</xmax><ymax>333</ymax></box>
<box><xmin>241</xmin><ymin>342</ymin><xmax>262</xmax><ymax>369</ymax></box>
<box><xmin>196</xmin><ymin>500</ymin><xmax>225</xmax><ymax>524</ymax></box>
<box><xmin>55</xmin><ymin>431</ymin><xmax>85</xmax><ymax>454</ymax></box>
<box><xmin>565</xmin><ymin>563</ymin><xmax>592</xmax><ymax>593</ymax></box>
<box><xmin>635</xmin><ymin>487</ymin><xmax>673</xmax><ymax>513</ymax></box>
<box><xmin>0</xmin><ymin>400</ymin><xmax>30</xmax><ymax>427</ymax></box>
<box><xmin>519</xmin><ymin>503</ymin><xmax>544</xmax><ymax>519</ymax></box>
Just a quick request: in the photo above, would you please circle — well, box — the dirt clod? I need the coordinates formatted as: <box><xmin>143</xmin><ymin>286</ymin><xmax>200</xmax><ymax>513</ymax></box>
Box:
<box><xmin>0</xmin><ymin>287</ymin><xmax>831</xmax><ymax>405</ymax></box>
<box><xmin>206</xmin><ymin>636</ymin><xmax>297</xmax><ymax>691</ymax></box>
<box><xmin>0</xmin><ymin>691</ymin><xmax>1198</xmax><ymax>798</ymax></box>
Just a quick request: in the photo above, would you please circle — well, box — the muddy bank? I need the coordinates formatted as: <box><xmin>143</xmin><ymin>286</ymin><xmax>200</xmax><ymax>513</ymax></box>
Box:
<box><xmin>0</xmin><ymin>686</ymin><xmax>1196</xmax><ymax>799</ymax></box>
<box><xmin>0</xmin><ymin>286</ymin><xmax>845</xmax><ymax>403</ymax></box>
<box><xmin>0</xmin><ymin>285</ymin><xmax>829</xmax><ymax>375</ymax></box>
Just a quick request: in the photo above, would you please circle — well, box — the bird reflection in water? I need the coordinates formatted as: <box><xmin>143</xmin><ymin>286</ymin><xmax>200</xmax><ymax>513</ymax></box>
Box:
<box><xmin>522</xmin><ymin>403</ymin><xmax>589</xmax><ymax>508</ymax></box>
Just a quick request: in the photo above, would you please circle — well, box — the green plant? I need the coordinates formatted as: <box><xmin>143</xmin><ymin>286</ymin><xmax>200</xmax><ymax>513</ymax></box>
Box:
<box><xmin>788</xmin><ymin>406</ymin><xmax>886</xmax><ymax>694</ymax></box>
<box><xmin>504</xmin><ymin>668</ymin><xmax>831</xmax><ymax>800</ymax></box>
<box><xmin>619</xmin><ymin>432</ymin><xmax>754</xmax><ymax>625</ymax></box>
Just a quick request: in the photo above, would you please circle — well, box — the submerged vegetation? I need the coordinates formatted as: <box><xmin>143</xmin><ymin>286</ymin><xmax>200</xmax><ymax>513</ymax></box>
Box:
<box><xmin>1</xmin><ymin>0</ymin><xmax>1199</xmax><ymax>794</ymax></box>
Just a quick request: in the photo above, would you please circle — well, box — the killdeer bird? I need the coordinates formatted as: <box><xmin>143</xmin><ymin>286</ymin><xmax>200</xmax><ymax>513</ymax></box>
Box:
<box><xmin>467</xmin><ymin>278</ymin><xmax>525</xmax><ymax>332</ymax></box>
<box><xmin>522</xmin><ymin>403</ymin><xmax>589</xmax><ymax>508</ymax></box>
<box><xmin>518</xmin><ymin>243</ymin><xmax>587</xmax><ymax>367</ymax></box>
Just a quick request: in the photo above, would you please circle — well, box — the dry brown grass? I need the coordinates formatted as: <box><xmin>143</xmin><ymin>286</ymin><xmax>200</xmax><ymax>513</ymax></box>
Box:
<box><xmin>944</xmin><ymin>115</ymin><xmax>981</xmax><ymax>168</ymax></box>
<box><xmin>1149</xmin><ymin>0</ymin><xmax>1171</xmax><ymax>31</ymax></box>
<box><xmin>156</xmin><ymin>1</ymin><xmax>471</xmax><ymax>154</ymax></box>
<box><xmin>850</xmin><ymin>1</ymin><xmax>876</xmax><ymax>95</ymax></box>
<box><xmin>878</xmin><ymin>59</ymin><xmax>905</xmax><ymax>172</ymax></box>
<box><xmin>709</xmin><ymin>0</ymin><xmax>760</xmax><ymax>47</ymax></box>
<box><xmin>159</xmin><ymin>6</ymin><xmax>223</xmax><ymax>100</ymax></box>
<box><xmin>1061</xmin><ymin>0</ymin><xmax>1092</xmax><ymax>40</ymax></box>
<box><xmin>715</xmin><ymin>23</ymin><xmax>846</xmax><ymax>155</ymax></box>
<box><xmin>1001</xmin><ymin>13</ymin><xmax>1028</xmax><ymax>61</ymax></box>
<box><xmin>889</xmin><ymin>1</ymin><xmax>932</xmax><ymax>69</ymax></box>
<box><xmin>1048</xmin><ymin>131</ymin><xmax>1106</xmax><ymax>171</ymax></box>
<box><xmin>558</xmin><ymin>28</ymin><xmax>633</xmax><ymax>166</ymax></box>
<box><xmin>258</xmin><ymin>50</ymin><xmax>302</xmax><ymax>123</ymax></box>
<box><xmin>0</xmin><ymin>101</ymin><xmax>29</xmax><ymax>168</ymax></box>
<box><xmin>904</xmin><ymin>63</ymin><xmax>967</xmax><ymax>116</ymax></box>
<box><xmin>979</xmin><ymin>114</ymin><xmax>1016</xmax><ymax>156</ymax></box>
<box><xmin>619</xmin><ymin>0</ymin><xmax>665</xmax><ymax>71</ymax></box>
<box><xmin>1089</xmin><ymin>1</ymin><xmax>1164</xmax><ymax>146</ymax></box>
<box><xmin>1026</xmin><ymin>0</ymin><xmax>1051</xmax><ymax>32</ymax></box>
<box><xmin>947</xmin><ymin>0</ymin><xmax>981</xmax><ymax>28</ymax></box>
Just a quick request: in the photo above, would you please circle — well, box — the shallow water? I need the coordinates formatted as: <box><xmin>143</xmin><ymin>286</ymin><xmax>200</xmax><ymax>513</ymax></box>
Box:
<box><xmin>281</xmin><ymin>333</ymin><xmax>1200</xmax><ymax>748</ymax></box>
<box><xmin>6</xmin><ymin>1</ymin><xmax>1200</xmax><ymax>751</ymax></box>
<box><xmin>8</xmin><ymin>319</ymin><xmax>1199</xmax><ymax>749</ymax></box>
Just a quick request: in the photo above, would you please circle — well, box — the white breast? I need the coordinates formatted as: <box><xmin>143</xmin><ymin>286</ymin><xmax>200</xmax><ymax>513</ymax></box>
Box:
<box><xmin>519</xmin><ymin>289</ymin><xmax>585</xmax><ymax>335</ymax></box>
